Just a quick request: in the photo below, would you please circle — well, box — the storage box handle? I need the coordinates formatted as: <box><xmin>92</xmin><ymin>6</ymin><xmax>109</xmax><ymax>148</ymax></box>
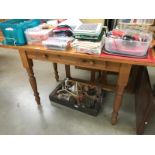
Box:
<box><xmin>4</xmin><ymin>37</ymin><xmax>17</xmax><ymax>46</ymax></box>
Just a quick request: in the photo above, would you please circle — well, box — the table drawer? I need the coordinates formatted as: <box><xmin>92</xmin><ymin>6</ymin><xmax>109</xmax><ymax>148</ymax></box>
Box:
<box><xmin>27</xmin><ymin>51</ymin><xmax>121</xmax><ymax>72</ymax></box>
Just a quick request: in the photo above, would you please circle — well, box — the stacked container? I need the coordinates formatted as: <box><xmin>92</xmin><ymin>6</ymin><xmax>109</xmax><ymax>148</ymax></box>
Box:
<box><xmin>104</xmin><ymin>29</ymin><xmax>152</xmax><ymax>57</ymax></box>
<box><xmin>25</xmin><ymin>25</ymin><xmax>53</xmax><ymax>45</ymax></box>
<box><xmin>0</xmin><ymin>19</ymin><xmax>40</xmax><ymax>45</ymax></box>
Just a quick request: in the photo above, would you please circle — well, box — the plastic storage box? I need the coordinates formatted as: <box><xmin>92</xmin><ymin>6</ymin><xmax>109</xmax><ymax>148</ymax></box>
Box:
<box><xmin>42</xmin><ymin>37</ymin><xmax>73</xmax><ymax>50</ymax></box>
<box><xmin>119</xmin><ymin>19</ymin><xmax>154</xmax><ymax>25</ymax></box>
<box><xmin>104</xmin><ymin>31</ymin><xmax>152</xmax><ymax>57</ymax></box>
<box><xmin>25</xmin><ymin>25</ymin><xmax>53</xmax><ymax>45</ymax></box>
<box><xmin>0</xmin><ymin>19</ymin><xmax>40</xmax><ymax>45</ymax></box>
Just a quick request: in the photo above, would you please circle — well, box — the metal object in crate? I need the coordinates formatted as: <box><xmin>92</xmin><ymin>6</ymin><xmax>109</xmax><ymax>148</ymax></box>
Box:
<box><xmin>49</xmin><ymin>79</ymin><xmax>106</xmax><ymax>116</ymax></box>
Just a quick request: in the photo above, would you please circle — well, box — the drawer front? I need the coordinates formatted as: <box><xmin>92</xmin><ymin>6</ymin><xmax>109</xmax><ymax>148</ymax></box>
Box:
<box><xmin>27</xmin><ymin>51</ymin><xmax>121</xmax><ymax>72</ymax></box>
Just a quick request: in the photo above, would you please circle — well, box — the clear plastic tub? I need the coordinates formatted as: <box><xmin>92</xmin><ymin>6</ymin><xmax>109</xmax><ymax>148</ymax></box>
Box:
<box><xmin>119</xmin><ymin>19</ymin><xmax>154</xmax><ymax>25</ymax></box>
<box><xmin>42</xmin><ymin>37</ymin><xmax>73</xmax><ymax>50</ymax></box>
<box><xmin>104</xmin><ymin>32</ymin><xmax>152</xmax><ymax>57</ymax></box>
<box><xmin>25</xmin><ymin>25</ymin><xmax>53</xmax><ymax>45</ymax></box>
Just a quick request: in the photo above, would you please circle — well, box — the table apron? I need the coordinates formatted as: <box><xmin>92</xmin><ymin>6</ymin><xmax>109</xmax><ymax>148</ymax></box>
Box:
<box><xmin>26</xmin><ymin>51</ymin><xmax>121</xmax><ymax>72</ymax></box>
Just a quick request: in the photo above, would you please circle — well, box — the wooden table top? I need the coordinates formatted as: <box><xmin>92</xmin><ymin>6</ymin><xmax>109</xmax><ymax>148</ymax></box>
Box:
<box><xmin>1</xmin><ymin>33</ymin><xmax>155</xmax><ymax>67</ymax></box>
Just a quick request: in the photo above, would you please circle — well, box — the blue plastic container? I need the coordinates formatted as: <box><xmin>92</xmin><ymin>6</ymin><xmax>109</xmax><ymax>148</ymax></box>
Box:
<box><xmin>0</xmin><ymin>19</ymin><xmax>40</xmax><ymax>45</ymax></box>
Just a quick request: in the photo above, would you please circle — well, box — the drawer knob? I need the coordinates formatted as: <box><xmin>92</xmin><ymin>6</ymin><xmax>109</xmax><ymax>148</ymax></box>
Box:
<box><xmin>44</xmin><ymin>54</ymin><xmax>48</xmax><ymax>58</ymax></box>
<box><xmin>57</xmin><ymin>55</ymin><xmax>61</xmax><ymax>58</ymax></box>
<box><xmin>90</xmin><ymin>61</ymin><xmax>95</xmax><ymax>65</ymax></box>
<box><xmin>82</xmin><ymin>59</ymin><xmax>86</xmax><ymax>63</ymax></box>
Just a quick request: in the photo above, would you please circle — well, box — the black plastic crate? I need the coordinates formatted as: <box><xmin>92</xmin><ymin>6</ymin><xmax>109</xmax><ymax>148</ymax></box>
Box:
<box><xmin>49</xmin><ymin>79</ymin><xmax>106</xmax><ymax>116</ymax></box>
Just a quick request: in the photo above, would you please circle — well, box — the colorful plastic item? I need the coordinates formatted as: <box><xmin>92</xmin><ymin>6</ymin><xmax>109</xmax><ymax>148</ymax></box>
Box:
<box><xmin>104</xmin><ymin>30</ymin><xmax>152</xmax><ymax>58</ymax></box>
<box><xmin>0</xmin><ymin>19</ymin><xmax>40</xmax><ymax>45</ymax></box>
<box><xmin>25</xmin><ymin>25</ymin><xmax>53</xmax><ymax>45</ymax></box>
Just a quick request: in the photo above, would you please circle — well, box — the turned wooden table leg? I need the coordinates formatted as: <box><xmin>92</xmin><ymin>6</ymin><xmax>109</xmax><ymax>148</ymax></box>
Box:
<box><xmin>98</xmin><ymin>71</ymin><xmax>102</xmax><ymax>80</ymax></box>
<box><xmin>53</xmin><ymin>63</ymin><xmax>59</xmax><ymax>81</ymax></box>
<box><xmin>90</xmin><ymin>71</ymin><xmax>96</xmax><ymax>82</ymax></box>
<box><xmin>100</xmin><ymin>71</ymin><xmax>107</xmax><ymax>85</ymax></box>
<box><xmin>111</xmin><ymin>86</ymin><xmax>125</xmax><ymax>125</ymax></box>
<box><xmin>19</xmin><ymin>50</ymin><xmax>41</xmax><ymax>105</ymax></box>
<box><xmin>65</xmin><ymin>65</ymin><xmax>71</xmax><ymax>78</ymax></box>
<box><xmin>26</xmin><ymin>67</ymin><xmax>40</xmax><ymax>105</ymax></box>
<box><xmin>111</xmin><ymin>64</ymin><xmax>132</xmax><ymax>125</ymax></box>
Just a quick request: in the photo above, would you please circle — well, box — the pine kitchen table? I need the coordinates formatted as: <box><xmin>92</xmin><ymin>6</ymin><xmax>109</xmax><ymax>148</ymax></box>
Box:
<box><xmin>1</xmin><ymin>40</ymin><xmax>155</xmax><ymax>134</ymax></box>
